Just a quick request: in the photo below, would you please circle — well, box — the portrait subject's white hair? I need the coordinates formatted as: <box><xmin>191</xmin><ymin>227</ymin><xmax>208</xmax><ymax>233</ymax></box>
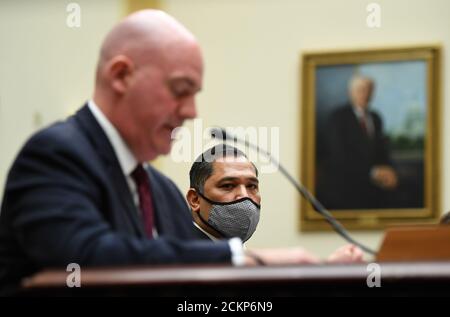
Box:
<box><xmin>348</xmin><ymin>74</ymin><xmax>374</xmax><ymax>92</ymax></box>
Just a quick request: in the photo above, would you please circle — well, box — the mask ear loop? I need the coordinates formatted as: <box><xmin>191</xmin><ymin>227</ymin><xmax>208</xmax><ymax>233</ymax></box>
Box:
<box><xmin>194</xmin><ymin>188</ymin><xmax>230</xmax><ymax>239</ymax></box>
<box><xmin>195</xmin><ymin>189</ymin><xmax>217</xmax><ymax>204</ymax></box>
<box><xmin>195</xmin><ymin>188</ymin><xmax>261</xmax><ymax>208</ymax></box>
<box><xmin>197</xmin><ymin>211</ymin><xmax>230</xmax><ymax>239</ymax></box>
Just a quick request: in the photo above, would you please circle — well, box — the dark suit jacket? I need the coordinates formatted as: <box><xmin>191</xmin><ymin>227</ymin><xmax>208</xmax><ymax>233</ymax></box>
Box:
<box><xmin>319</xmin><ymin>104</ymin><xmax>392</xmax><ymax>209</ymax></box>
<box><xmin>0</xmin><ymin>104</ymin><xmax>231</xmax><ymax>294</ymax></box>
<box><xmin>191</xmin><ymin>224</ymin><xmax>213</xmax><ymax>240</ymax></box>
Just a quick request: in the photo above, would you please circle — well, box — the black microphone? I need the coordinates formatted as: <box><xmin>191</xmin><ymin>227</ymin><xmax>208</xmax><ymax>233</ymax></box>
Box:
<box><xmin>210</xmin><ymin>127</ymin><xmax>376</xmax><ymax>255</ymax></box>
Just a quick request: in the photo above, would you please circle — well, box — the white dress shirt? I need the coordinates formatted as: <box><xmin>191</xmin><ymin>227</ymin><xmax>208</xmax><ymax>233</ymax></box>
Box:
<box><xmin>88</xmin><ymin>101</ymin><xmax>159</xmax><ymax>236</ymax></box>
<box><xmin>88</xmin><ymin>101</ymin><xmax>138</xmax><ymax>202</ymax></box>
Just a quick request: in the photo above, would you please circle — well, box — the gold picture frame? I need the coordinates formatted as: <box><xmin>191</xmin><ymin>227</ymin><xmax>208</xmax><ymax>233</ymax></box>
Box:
<box><xmin>300</xmin><ymin>45</ymin><xmax>442</xmax><ymax>231</ymax></box>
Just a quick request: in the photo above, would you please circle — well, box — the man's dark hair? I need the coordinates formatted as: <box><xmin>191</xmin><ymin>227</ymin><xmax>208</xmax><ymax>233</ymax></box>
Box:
<box><xmin>189</xmin><ymin>144</ymin><xmax>258</xmax><ymax>192</ymax></box>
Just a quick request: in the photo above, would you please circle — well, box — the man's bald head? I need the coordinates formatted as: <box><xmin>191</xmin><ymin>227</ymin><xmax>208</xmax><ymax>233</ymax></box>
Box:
<box><xmin>93</xmin><ymin>10</ymin><xmax>203</xmax><ymax>162</ymax></box>
<box><xmin>96</xmin><ymin>10</ymin><xmax>199</xmax><ymax>86</ymax></box>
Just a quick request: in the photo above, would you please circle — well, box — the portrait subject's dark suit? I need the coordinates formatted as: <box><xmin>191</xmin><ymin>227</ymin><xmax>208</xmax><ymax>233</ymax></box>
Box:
<box><xmin>0</xmin><ymin>104</ymin><xmax>231</xmax><ymax>294</ymax></box>
<box><xmin>320</xmin><ymin>104</ymin><xmax>392</xmax><ymax>209</ymax></box>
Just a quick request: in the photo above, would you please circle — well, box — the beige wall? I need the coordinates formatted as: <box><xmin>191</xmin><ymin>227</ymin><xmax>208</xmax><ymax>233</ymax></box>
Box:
<box><xmin>156</xmin><ymin>0</ymin><xmax>450</xmax><ymax>257</ymax></box>
<box><xmin>0</xmin><ymin>0</ymin><xmax>124</xmax><ymax>197</ymax></box>
<box><xmin>0</xmin><ymin>0</ymin><xmax>448</xmax><ymax>259</ymax></box>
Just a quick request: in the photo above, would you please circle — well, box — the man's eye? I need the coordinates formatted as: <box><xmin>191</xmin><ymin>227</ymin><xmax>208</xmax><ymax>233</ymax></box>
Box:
<box><xmin>170</xmin><ymin>81</ymin><xmax>195</xmax><ymax>98</ymax></box>
<box><xmin>171</xmin><ymin>88</ymin><xmax>190</xmax><ymax>98</ymax></box>
<box><xmin>247</xmin><ymin>184</ymin><xmax>259</xmax><ymax>190</ymax></box>
<box><xmin>220</xmin><ymin>184</ymin><xmax>234</xmax><ymax>190</ymax></box>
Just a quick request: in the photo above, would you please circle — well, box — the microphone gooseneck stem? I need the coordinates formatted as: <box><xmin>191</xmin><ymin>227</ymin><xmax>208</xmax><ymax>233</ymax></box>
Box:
<box><xmin>211</xmin><ymin>128</ymin><xmax>376</xmax><ymax>255</ymax></box>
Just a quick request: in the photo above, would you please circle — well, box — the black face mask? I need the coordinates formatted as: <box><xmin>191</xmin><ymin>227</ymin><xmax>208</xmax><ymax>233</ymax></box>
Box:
<box><xmin>196</xmin><ymin>190</ymin><xmax>260</xmax><ymax>242</ymax></box>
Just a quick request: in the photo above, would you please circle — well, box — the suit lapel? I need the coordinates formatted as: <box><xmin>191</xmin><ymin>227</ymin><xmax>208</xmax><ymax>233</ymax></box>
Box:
<box><xmin>74</xmin><ymin>104</ymin><xmax>146</xmax><ymax>238</ymax></box>
<box><xmin>147</xmin><ymin>167</ymin><xmax>171</xmax><ymax>236</ymax></box>
<box><xmin>105</xmin><ymin>161</ymin><xmax>146</xmax><ymax>237</ymax></box>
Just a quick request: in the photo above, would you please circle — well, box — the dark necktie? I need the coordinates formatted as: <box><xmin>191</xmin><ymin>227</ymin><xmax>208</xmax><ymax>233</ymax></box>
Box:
<box><xmin>360</xmin><ymin>115</ymin><xmax>368</xmax><ymax>135</ymax></box>
<box><xmin>131</xmin><ymin>164</ymin><xmax>155</xmax><ymax>238</ymax></box>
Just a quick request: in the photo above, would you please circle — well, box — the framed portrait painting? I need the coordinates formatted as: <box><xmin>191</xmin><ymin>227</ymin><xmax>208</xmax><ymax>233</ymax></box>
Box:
<box><xmin>300</xmin><ymin>45</ymin><xmax>441</xmax><ymax>230</ymax></box>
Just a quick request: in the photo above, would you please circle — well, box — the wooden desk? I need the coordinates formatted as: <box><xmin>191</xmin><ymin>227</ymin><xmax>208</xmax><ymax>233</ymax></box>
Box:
<box><xmin>20</xmin><ymin>262</ymin><xmax>450</xmax><ymax>296</ymax></box>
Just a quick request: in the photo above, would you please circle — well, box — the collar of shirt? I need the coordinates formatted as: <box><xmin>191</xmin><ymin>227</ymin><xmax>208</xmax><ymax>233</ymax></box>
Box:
<box><xmin>87</xmin><ymin>100</ymin><xmax>157</xmax><ymax>237</ymax></box>
<box><xmin>351</xmin><ymin>104</ymin><xmax>368</xmax><ymax>119</ymax></box>
<box><xmin>193</xmin><ymin>221</ymin><xmax>220</xmax><ymax>242</ymax></box>
<box><xmin>87</xmin><ymin>100</ymin><xmax>137</xmax><ymax>176</ymax></box>
<box><xmin>351</xmin><ymin>103</ymin><xmax>374</xmax><ymax>136</ymax></box>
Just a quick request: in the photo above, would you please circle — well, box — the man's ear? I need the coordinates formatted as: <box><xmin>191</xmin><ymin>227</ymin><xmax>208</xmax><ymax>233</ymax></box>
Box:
<box><xmin>186</xmin><ymin>188</ymin><xmax>201</xmax><ymax>212</ymax></box>
<box><xmin>107</xmin><ymin>55</ymin><xmax>134</xmax><ymax>94</ymax></box>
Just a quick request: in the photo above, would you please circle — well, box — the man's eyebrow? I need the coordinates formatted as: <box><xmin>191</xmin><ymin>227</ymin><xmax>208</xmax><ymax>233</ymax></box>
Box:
<box><xmin>217</xmin><ymin>176</ymin><xmax>259</xmax><ymax>183</ymax></box>
<box><xmin>217</xmin><ymin>177</ymin><xmax>238</xmax><ymax>183</ymax></box>
<box><xmin>169</xmin><ymin>77</ymin><xmax>201</xmax><ymax>92</ymax></box>
<box><xmin>247</xmin><ymin>177</ymin><xmax>259</xmax><ymax>183</ymax></box>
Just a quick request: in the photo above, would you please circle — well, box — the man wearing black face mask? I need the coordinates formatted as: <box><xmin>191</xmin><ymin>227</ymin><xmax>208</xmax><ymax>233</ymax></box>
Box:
<box><xmin>186</xmin><ymin>145</ymin><xmax>260</xmax><ymax>242</ymax></box>
<box><xmin>186</xmin><ymin>145</ymin><xmax>365</xmax><ymax>264</ymax></box>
